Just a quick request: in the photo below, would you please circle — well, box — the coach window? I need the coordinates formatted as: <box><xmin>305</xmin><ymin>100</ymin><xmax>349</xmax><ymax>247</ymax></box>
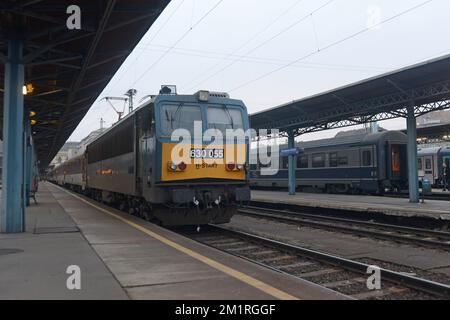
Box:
<box><xmin>312</xmin><ymin>153</ymin><xmax>325</xmax><ymax>168</ymax></box>
<box><xmin>298</xmin><ymin>155</ymin><xmax>309</xmax><ymax>168</ymax></box>
<box><xmin>418</xmin><ymin>158</ymin><xmax>423</xmax><ymax>170</ymax></box>
<box><xmin>362</xmin><ymin>150</ymin><xmax>372</xmax><ymax>167</ymax></box>
<box><xmin>338</xmin><ymin>156</ymin><xmax>348</xmax><ymax>166</ymax></box>
<box><xmin>282</xmin><ymin>156</ymin><xmax>289</xmax><ymax>169</ymax></box>
<box><xmin>329</xmin><ymin>153</ymin><xmax>338</xmax><ymax>167</ymax></box>
<box><xmin>161</xmin><ymin>104</ymin><xmax>202</xmax><ymax>136</ymax></box>
<box><xmin>425</xmin><ymin>158</ymin><xmax>432</xmax><ymax>170</ymax></box>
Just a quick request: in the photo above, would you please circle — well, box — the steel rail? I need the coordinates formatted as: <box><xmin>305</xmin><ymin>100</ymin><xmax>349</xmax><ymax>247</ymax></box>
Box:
<box><xmin>208</xmin><ymin>225</ymin><xmax>450</xmax><ymax>298</ymax></box>
<box><xmin>238</xmin><ymin>206</ymin><xmax>450</xmax><ymax>250</ymax></box>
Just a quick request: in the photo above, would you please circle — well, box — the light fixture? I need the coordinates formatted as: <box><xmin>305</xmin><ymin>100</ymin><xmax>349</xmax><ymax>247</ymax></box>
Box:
<box><xmin>29</xmin><ymin>111</ymin><xmax>36</xmax><ymax>117</ymax></box>
<box><xmin>22</xmin><ymin>84</ymin><xmax>34</xmax><ymax>95</ymax></box>
<box><xmin>197</xmin><ymin>90</ymin><xmax>209</xmax><ymax>102</ymax></box>
<box><xmin>168</xmin><ymin>162</ymin><xmax>178</xmax><ymax>171</ymax></box>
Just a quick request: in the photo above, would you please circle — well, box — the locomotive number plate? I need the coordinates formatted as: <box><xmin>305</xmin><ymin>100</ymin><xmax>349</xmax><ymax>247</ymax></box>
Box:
<box><xmin>190</xmin><ymin>148</ymin><xmax>224</xmax><ymax>159</ymax></box>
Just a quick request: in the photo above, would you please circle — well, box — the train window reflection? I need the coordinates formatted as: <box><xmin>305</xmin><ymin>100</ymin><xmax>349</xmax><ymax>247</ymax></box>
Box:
<box><xmin>207</xmin><ymin>107</ymin><xmax>243</xmax><ymax>133</ymax></box>
<box><xmin>161</xmin><ymin>105</ymin><xmax>202</xmax><ymax>136</ymax></box>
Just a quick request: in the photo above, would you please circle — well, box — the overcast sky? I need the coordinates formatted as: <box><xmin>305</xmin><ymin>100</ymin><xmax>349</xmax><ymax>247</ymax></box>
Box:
<box><xmin>69</xmin><ymin>0</ymin><xmax>450</xmax><ymax>142</ymax></box>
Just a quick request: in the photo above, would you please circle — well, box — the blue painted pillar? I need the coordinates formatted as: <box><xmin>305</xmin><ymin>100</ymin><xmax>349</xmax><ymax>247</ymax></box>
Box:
<box><xmin>24</xmin><ymin>120</ymin><xmax>32</xmax><ymax>207</ymax></box>
<box><xmin>288</xmin><ymin>131</ymin><xmax>296</xmax><ymax>195</ymax></box>
<box><xmin>1</xmin><ymin>39</ymin><xmax>25</xmax><ymax>233</ymax></box>
<box><xmin>407</xmin><ymin>103</ymin><xmax>419</xmax><ymax>203</ymax></box>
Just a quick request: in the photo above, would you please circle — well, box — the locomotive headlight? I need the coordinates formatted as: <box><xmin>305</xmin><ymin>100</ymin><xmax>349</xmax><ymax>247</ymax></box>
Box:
<box><xmin>236</xmin><ymin>164</ymin><xmax>244</xmax><ymax>171</ymax></box>
<box><xmin>168</xmin><ymin>162</ymin><xmax>178</xmax><ymax>171</ymax></box>
<box><xmin>198</xmin><ymin>90</ymin><xmax>209</xmax><ymax>102</ymax></box>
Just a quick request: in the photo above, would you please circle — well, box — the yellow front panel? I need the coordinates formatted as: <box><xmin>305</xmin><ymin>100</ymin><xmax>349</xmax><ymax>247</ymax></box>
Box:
<box><xmin>161</xmin><ymin>143</ymin><xmax>247</xmax><ymax>182</ymax></box>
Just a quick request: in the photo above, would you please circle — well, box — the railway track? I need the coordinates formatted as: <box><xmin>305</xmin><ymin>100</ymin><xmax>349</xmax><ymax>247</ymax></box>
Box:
<box><xmin>237</xmin><ymin>206</ymin><xmax>450</xmax><ymax>251</ymax></box>
<box><xmin>181</xmin><ymin>225</ymin><xmax>450</xmax><ymax>300</ymax></box>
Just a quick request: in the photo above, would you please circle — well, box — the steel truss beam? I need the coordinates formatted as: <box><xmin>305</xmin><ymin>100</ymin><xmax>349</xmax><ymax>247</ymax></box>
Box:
<box><xmin>255</xmin><ymin>80</ymin><xmax>450</xmax><ymax>137</ymax></box>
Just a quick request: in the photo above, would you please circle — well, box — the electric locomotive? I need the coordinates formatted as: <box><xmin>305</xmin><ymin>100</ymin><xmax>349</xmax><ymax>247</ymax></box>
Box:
<box><xmin>50</xmin><ymin>88</ymin><xmax>251</xmax><ymax>226</ymax></box>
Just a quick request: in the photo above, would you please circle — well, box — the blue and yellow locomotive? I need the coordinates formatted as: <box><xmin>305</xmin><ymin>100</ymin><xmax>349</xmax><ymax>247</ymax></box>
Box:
<box><xmin>49</xmin><ymin>88</ymin><xmax>251</xmax><ymax>226</ymax></box>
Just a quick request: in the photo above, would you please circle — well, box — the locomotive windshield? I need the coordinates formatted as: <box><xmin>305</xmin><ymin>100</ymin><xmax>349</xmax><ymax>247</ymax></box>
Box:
<box><xmin>161</xmin><ymin>104</ymin><xmax>202</xmax><ymax>136</ymax></box>
<box><xmin>207</xmin><ymin>106</ymin><xmax>244</xmax><ymax>133</ymax></box>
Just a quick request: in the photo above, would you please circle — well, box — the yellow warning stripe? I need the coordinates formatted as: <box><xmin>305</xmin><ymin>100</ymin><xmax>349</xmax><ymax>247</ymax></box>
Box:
<box><xmin>54</xmin><ymin>184</ymin><xmax>299</xmax><ymax>300</ymax></box>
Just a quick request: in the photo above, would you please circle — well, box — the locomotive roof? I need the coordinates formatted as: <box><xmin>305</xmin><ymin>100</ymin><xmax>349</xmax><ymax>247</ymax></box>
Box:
<box><xmin>85</xmin><ymin>92</ymin><xmax>245</xmax><ymax>148</ymax></box>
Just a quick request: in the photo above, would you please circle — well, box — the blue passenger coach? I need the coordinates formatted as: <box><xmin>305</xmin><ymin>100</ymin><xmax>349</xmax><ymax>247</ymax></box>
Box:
<box><xmin>250</xmin><ymin>130</ymin><xmax>408</xmax><ymax>194</ymax></box>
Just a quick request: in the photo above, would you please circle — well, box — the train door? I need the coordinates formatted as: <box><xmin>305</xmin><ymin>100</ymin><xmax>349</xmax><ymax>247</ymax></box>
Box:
<box><xmin>135</xmin><ymin>107</ymin><xmax>154</xmax><ymax>197</ymax></box>
<box><xmin>423</xmin><ymin>155</ymin><xmax>434</xmax><ymax>183</ymax></box>
<box><xmin>390</xmin><ymin>144</ymin><xmax>407</xmax><ymax>183</ymax></box>
<box><xmin>359</xmin><ymin>146</ymin><xmax>377</xmax><ymax>192</ymax></box>
<box><xmin>81</xmin><ymin>155</ymin><xmax>87</xmax><ymax>190</ymax></box>
<box><xmin>135</xmin><ymin>111</ymin><xmax>145</xmax><ymax>197</ymax></box>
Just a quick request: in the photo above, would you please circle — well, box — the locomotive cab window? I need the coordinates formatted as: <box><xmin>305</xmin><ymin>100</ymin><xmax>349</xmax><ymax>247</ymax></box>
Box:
<box><xmin>160</xmin><ymin>104</ymin><xmax>202</xmax><ymax>136</ymax></box>
<box><xmin>207</xmin><ymin>106</ymin><xmax>244</xmax><ymax>133</ymax></box>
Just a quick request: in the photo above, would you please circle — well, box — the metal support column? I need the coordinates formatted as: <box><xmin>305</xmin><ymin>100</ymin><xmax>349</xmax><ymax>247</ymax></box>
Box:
<box><xmin>288</xmin><ymin>131</ymin><xmax>296</xmax><ymax>196</ymax></box>
<box><xmin>24</xmin><ymin>120</ymin><xmax>32</xmax><ymax>207</ymax></box>
<box><xmin>407</xmin><ymin>103</ymin><xmax>419</xmax><ymax>203</ymax></box>
<box><xmin>1</xmin><ymin>39</ymin><xmax>25</xmax><ymax>233</ymax></box>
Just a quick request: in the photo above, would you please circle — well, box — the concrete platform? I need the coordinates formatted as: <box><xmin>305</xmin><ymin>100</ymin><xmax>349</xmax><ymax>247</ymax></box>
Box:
<box><xmin>0</xmin><ymin>183</ymin><xmax>348</xmax><ymax>300</ymax></box>
<box><xmin>0</xmin><ymin>187</ymin><xmax>128</xmax><ymax>300</ymax></box>
<box><xmin>251</xmin><ymin>190</ymin><xmax>450</xmax><ymax>221</ymax></box>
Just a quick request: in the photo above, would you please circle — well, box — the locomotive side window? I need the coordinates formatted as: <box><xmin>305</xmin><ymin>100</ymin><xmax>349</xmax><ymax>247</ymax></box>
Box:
<box><xmin>312</xmin><ymin>153</ymin><xmax>326</xmax><ymax>168</ymax></box>
<box><xmin>362</xmin><ymin>150</ymin><xmax>372</xmax><ymax>167</ymax></box>
<box><xmin>161</xmin><ymin>104</ymin><xmax>202</xmax><ymax>136</ymax></box>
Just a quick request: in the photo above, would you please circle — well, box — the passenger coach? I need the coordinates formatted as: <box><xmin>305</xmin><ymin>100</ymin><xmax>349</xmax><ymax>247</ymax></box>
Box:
<box><xmin>250</xmin><ymin>130</ymin><xmax>408</xmax><ymax>194</ymax></box>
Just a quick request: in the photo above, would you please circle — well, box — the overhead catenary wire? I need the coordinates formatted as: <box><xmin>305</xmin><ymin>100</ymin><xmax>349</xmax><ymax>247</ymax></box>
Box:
<box><xmin>131</xmin><ymin>0</ymin><xmax>224</xmax><ymax>86</ymax></box>
<box><xmin>184</xmin><ymin>0</ymin><xmax>336</xmax><ymax>92</ymax></box>
<box><xmin>106</xmin><ymin>0</ymin><xmax>187</xmax><ymax>96</ymax></box>
<box><xmin>180</xmin><ymin>0</ymin><xmax>305</xmax><ymax>89</ymax></box>
<box><xmin>227</xmin><ymin>0</ymin><xmax>435</xmax><ymax>93</ymax></box>
<box><xmin>136</xmin><ymin>43</ymin><xmax>389</xmax><ymax>72</ymax></box>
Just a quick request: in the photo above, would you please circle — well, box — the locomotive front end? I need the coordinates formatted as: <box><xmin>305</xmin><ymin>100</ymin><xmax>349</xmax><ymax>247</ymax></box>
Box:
<box><xmin>153</xmin><ymin>91</ymin><xmax>251</xmax><ymax>225</ymax></box>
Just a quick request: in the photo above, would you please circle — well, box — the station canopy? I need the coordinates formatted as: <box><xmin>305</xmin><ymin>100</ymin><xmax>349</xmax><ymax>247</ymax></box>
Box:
<box><xmin>0</xmin><ymin>0</ymin><xmax>170</xmax><ymax>168</ymax></box>
<box><xmin>250</xmin><ymin>54</ymin><xmax>450</xmax><ymax>137</ymax></box>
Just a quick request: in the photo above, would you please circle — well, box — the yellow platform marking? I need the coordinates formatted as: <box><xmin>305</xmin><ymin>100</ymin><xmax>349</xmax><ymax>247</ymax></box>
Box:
<box><xmin>53</xmin><ymin>184</ymin><xmax>299</xmax><ymax>300</ymax></box>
